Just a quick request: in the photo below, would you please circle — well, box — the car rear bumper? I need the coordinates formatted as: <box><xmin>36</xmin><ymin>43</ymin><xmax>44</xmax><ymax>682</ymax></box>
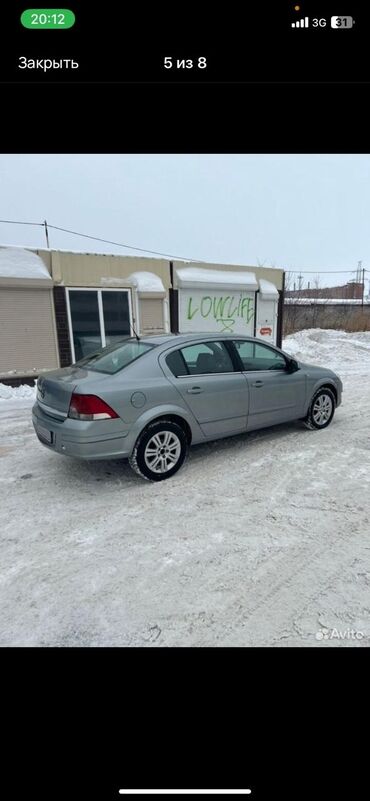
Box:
<box><xmin>32</xmin><ymin>401</ymin><xmax>134</xmax><ymax>460</ymax></box>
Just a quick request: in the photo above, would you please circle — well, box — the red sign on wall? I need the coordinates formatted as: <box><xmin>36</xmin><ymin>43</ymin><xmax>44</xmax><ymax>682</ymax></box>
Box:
<box><xmin>259</xmin><ymin>327</ymin><xmax>272</xmax><ymax>336</ymax></box>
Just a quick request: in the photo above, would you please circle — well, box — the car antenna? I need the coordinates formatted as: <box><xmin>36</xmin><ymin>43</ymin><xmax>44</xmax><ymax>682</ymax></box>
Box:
<box><xmin>131</xmin><ymin>319</ymin><xmax>140</xmax><ymax>341</ymax></box>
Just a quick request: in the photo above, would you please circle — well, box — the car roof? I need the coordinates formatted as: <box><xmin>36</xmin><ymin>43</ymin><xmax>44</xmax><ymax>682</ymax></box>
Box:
<box><xmin>142</xmin><ymin>332</ymin><xmax>263</xmax><ymax>346</ymax></box>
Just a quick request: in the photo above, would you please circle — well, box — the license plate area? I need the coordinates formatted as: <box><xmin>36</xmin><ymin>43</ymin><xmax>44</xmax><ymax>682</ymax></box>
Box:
<box><xmin>37</xmin><ymin>425</ymin><xmax>53</xmax><ymax>445</ymax></box>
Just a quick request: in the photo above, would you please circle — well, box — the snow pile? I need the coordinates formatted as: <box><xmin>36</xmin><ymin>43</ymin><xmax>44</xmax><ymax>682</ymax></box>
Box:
<box><xmin>175</xmin><ymin>267</ymin><xmax>258</xmax><ymax>291</ymax></box>
<box><xmin>259</xmin><ymin>278</ymin><xmax>279</xmax><ymax>299</ymax></box>
<box><xmin>283</xmin><ymin>328</ymin><xmax>370</xmax><ymax>375</ymax></box>
<box><xmin>127</xmin><ymin>271</ymin><xmax>165</xmax><ymax>292</ymax></box>
<box><xmin>100</xmin><ymin>272</ymin><xmax>165</xmax><ymax>292</ymax></box>
<box><xmin>0</xmin><ymin>247</ymin><xmax>52</xmax><ymax>280</ymax></box>
<box><xmin>0</xmin><ymin>382</ymin><xmax>37</xmax><ymax>400</ymax></box>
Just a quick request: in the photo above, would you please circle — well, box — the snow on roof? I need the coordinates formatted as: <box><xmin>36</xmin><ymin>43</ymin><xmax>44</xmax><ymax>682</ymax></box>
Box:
<box><xmin>0</xmin><ymin>247</ymin><xmax>51</xmax><ymax>280</ymax></box>
<box><xmin>127</xmin><ymin>271</ymin><xmax>165</xmax><ymax>292</ymax></box>
<box><xmin>258</xmin><ymin>279</ymin><xmax>279</xmax><ymax>299</ymax></box>
<box><xmin>175</xmin><ymin>267</ymin><xmax>258</xmax><ymax>291</ymax></box>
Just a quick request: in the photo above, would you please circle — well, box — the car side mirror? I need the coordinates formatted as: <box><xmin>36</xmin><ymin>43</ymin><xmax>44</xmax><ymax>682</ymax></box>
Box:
<box><xmin>287</xmin><ymin>358</ymin><xmax>299</xmax><ymax>372</ymax></box>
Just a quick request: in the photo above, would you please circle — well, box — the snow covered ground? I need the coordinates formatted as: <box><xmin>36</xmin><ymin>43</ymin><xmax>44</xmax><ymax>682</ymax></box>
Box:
<box><xmin>1</xmin><ymin>329</ymin><xmax>370</xmax><ymax>647</ymax></box>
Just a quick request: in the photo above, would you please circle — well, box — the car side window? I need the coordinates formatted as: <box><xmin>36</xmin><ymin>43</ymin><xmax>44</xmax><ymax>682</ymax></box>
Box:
<box><xmin>233</xmin><ymin>340</ymin><xmax>287</xmax><ymax>371</ymax></box>
<box><xmin>166</xmin><ymin>349</ymin><xmax>189</xmax><ymax>377</ymax></box>
<box><xmin>167</xmin><ymin>341</ymin><xmax>234</xmax><ymax>377</ymax></box>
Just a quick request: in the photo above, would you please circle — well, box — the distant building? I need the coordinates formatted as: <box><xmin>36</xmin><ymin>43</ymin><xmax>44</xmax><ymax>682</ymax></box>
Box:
<box><xmin>286</xmin><ymin>281</ymin><xmax>363</xmax><ymax>300</ymax></box>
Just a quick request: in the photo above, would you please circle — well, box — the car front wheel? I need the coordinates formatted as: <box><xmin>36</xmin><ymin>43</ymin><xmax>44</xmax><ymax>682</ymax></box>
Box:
<box><xmin>129</xmin><ymin>420</ymin><xmax>188</xmax><ymax>481</ymax></box>
<box><xmin>304</xmin><ymin>387</ymin><xmax>336</xmax><ymax>430</ymax></box>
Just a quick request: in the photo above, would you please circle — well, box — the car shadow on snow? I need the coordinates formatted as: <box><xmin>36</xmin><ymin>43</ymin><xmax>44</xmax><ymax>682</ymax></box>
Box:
<box><xmin>187</xmin><ymin>419</ymin><xmax>307</xmax><ymax>464</ymax></box>
<box><xmin>51</xmin><ymin>419</ymin><xmax>310</xmax><ymax>487</ymax></box>
<box><xmin>56</xmin><ymin>456</ymin><xmax>139</xmax><ymax>486</ymax></box>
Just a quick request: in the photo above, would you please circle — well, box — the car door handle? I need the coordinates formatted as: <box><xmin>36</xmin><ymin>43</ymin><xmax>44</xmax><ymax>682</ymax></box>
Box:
<box><xmin>251</xmin><ymin>380</ymin><xmax>264</xmax><ymax>387</ymax></box>
<box><xmin>187</xmin><ymin>386</ymin><xmax>203</xmax><ymax>394</ymax></box>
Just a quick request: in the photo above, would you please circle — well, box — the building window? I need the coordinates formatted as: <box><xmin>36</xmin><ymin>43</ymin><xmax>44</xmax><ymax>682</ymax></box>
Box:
<box><xmin>66</xmin><ymin>288</ymin><xmax>132</xmax><ymax>362</ymax></box>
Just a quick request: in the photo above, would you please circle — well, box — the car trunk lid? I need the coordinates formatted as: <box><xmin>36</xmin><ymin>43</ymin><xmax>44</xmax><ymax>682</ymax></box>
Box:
<box><xmin>36</xmin><ymin>366</ymin><xmax>109</xmax><ymax>420</ymax></box>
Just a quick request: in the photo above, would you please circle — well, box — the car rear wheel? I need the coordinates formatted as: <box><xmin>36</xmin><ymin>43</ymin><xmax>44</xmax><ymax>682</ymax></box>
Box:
<box><xmin>304</xmin><ymin>387</ymin><xmax>336</xmax><ymax>430</ymax></box>
<box><xmin>129</xmin><ymin>420</ymin><xmax>188</xmax><ymax>481</ymax></box>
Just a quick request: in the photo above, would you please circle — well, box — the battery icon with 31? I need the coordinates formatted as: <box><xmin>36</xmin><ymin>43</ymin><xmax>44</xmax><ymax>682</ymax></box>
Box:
<box><xmin>331</xmin><ymin>16</ymin><xmax>354</xmax><ymax>28</ymax></box>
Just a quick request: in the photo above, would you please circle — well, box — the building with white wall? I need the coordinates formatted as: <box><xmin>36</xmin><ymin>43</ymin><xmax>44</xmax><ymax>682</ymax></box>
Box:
<box><xmin>0</xmin><ymin>245</ymin><xmax>285</xmax><ymax>384</ymax></box>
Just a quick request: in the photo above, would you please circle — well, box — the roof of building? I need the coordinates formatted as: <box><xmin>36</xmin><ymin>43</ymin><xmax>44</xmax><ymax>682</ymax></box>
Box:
<box><xmin>0</xmin><ymin>247</ymin><xmax>52</xmax><ymax>280</ymax></box>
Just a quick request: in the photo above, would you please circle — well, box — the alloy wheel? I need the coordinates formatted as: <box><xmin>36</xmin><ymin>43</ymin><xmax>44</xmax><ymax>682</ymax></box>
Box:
<box><xmin>144</xmin><ymin>430</ymin><xmax>182</xmax><ymax>474</ymax></box>
<box><xmin>312</xmin><ymin>393</ymin><xmax>333</xmax><ymax>425</ymax></box>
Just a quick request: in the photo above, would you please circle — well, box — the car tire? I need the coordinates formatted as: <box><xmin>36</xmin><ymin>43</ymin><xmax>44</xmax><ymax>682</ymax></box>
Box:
<box><xmin>129</xmin><ymin>420</ymin><xmax>188</xmax><ymax>481</ymax></box>
<box><xmin>304</xmin><ymin>387</ymin><xmax>336</xmax><ymax>430</ymax></box>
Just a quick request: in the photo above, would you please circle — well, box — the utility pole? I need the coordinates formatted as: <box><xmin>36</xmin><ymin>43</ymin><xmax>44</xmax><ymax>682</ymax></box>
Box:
<box><xmin>44</xmin><ymin>219</ymin><xmax>50</xmax><ymax>248</ymax></box>
<box><xmin>362</xmin><ymin>266</ymin><xmax>365</xmax><ymax>307</ymax></box>
<box><xmin>297</xmin><ymin>272</ymin><xmax>303</xmax><ymax>291</ymax></box>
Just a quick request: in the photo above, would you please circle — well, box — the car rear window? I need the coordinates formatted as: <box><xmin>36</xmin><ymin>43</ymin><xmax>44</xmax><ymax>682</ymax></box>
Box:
<box><xmin>76</xmin><ymin>339</ymin><xmax>155</xmax><ymax>374</ymax></box>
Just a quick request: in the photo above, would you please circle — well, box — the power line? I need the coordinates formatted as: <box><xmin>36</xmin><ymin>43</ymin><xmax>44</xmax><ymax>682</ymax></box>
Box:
<box><xmin>0</xmin><ymin>218</ymin><xmax>369</xmax><ymax>272</ymax></box>
<box><xmin>47</xmin><ymin>223</ymin><xmax>202</xmax><ymax>262</ymax></box>
<box><xmin>0</xmin><ymin>219</ymin><xmax>44</xmax><ymax>227</ymax></box>
<box><xmin>0</xmin><ymin>217</ymin><xmax>200</xmax><ymax>262</ymax></box>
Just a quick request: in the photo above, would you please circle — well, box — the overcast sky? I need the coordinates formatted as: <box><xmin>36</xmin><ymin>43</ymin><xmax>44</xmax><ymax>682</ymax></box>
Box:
<box><xmin>1</xmin><ymin>154</ymin><xmax>369</xmax><ymax>288</ymax></box>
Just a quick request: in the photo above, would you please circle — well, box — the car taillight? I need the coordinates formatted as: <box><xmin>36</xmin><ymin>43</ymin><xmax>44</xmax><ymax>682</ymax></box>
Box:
<box><xmin>68</xmin><ymin>393</ymin><xmax>119</xmax><ymax>421</ymax></box>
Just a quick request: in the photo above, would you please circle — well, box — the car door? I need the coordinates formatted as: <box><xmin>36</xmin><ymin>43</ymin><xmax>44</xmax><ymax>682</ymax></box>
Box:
<box><xmin>231</xmin><ymin>339</ymin><xmax>307</xmax><ymax>430</ymax></box>
<box><xmin>161</xmin><ymin>340</ymin><xmax>249</xmax><ymax>438</ymax></box>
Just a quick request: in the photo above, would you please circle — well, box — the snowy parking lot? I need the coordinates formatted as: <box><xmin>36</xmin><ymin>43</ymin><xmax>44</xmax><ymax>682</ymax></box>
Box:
<box><xmin>1</xmin><ymin>328</ymin><xmax>370</xmax><ymax>647</ymax></box>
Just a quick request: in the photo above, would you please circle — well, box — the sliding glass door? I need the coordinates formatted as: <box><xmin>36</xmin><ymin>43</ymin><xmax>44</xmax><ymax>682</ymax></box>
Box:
<box><xmin>102</xmin><ymin>291</ymin><xmax>131</xmax><ymax>347</ymax></box>
<box><xmin>67</xmin><ymin>288</ymin><xmax>132</xmax><ymax>361</ymax></box>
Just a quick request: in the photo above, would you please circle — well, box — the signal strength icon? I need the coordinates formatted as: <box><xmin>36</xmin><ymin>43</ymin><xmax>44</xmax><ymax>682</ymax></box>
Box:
<box><xmin>291</xmin><ymin>16</ymin><xmax>309</xmax><ymax>27</ymax></box>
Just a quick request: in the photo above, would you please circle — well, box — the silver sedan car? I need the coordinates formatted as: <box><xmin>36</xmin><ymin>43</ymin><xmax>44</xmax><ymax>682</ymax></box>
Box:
<box><xmin>32</xmin><ymin>333</ymin><xmax>342</xmax><ymax>481</ymax></box>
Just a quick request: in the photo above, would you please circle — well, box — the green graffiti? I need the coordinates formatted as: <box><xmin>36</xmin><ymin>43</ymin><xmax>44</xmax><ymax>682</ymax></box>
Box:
<box><xmin>187</xmin><ymin>296</ymin><xmax>200</xmax><ymax>320</ymax></box>
<box><xmin>218</xmin><ymin>319</ymin><xmax>235</xmax><ymax>333</ymax></box>
<box><xmin>200</xmin><ymin>296</ymin><xmax>212</xmax><ymax>317</ymax></box>
<box><xmin>186</xmin><ymin>293</ymin><xmax>254</xmax><ymax>332</ymax></box>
